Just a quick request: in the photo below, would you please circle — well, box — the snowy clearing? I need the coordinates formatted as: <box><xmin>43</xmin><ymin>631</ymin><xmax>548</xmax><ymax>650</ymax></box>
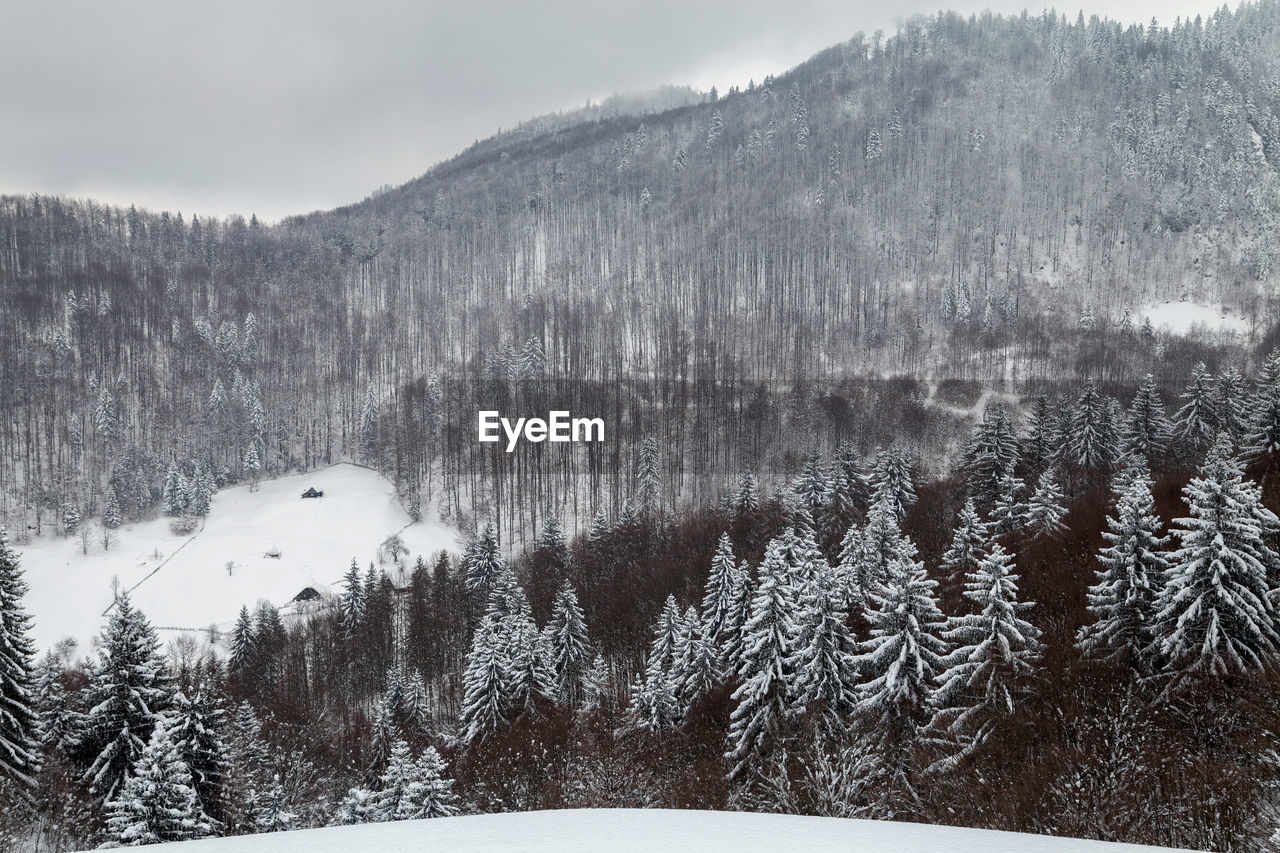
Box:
<box><xmin>19</xmin><ymin>463</ymin><xmax>459</xmax><ymax>656</ymax></box>
<box><xmin>134</xmin><ymin>809</ymin><xmax>1188</xmax><ymax>852</ymax></box>
<box><xmin>1139</xmin><ymin>301</ymin><xmax>1248</xmax><ymax>335</ymax></box>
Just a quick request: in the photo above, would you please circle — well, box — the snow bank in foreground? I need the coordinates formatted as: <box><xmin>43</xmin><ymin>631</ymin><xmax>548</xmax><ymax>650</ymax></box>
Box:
<box><xmin>1140</xmin><ymin>301</ymin><xmax>1247</xmax><ymax>335</ymax></box>
<box><xmin>19</xmin><ymin>463</ymin><xmax>459</xmax><ymax>655</ymax></box>
<box><xmin>139</xmin><ymin>808</ymin><xmax>1186</xmax><ymax>852</ymax></box>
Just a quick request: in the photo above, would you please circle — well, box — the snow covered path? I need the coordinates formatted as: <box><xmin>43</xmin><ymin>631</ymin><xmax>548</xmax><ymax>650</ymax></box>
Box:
<box><xmin>19</xmin><ymin>463</ymin><xmax>460</xmax><ymax>655</ymax></box>
<box><xmin>139</xmin><ymin>809</ymin><xmax>1188</xmax><ymax>852</ymax></box>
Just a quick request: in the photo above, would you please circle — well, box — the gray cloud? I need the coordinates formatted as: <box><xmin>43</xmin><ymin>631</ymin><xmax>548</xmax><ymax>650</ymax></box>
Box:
<box><xmin>0</xmin><ymin>0</ymin><xmax>1218</xmax><ymax>220</ymax></box>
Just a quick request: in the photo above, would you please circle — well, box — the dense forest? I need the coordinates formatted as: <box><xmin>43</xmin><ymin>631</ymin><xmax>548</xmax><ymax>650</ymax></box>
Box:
<box><xmin>4</xmin><ymin>3</ymin><xmax>1280</xmax><ymax>546</ymax></box>
<box><xmin>5</xmin><ymin>3</ymin><xmax>1280</xmax><ymax>851</ymax></box>
<box><xmin>6</xmin><ymin>357</ymin><xmax>1280</xmax><ymax>849</ymax></box>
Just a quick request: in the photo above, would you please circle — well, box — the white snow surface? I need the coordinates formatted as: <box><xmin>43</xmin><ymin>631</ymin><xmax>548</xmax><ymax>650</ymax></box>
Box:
<box><xmin>18</xmin><ymin>463</ymin><xmax>460</xmax><ymax>656</ymax></box>
<box><xmin>1139</xmin><ymin>300</ymin><xmax>1247</xmax><ymax>335</ymax></box>
<box><xmin>133</xmin><ymin>809</ymin><xmax>1189</xmax><ymax>852</ymax></box>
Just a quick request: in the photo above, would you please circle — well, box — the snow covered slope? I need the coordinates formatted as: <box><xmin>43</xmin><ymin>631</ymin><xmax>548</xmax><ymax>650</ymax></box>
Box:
<box><xmin>135</xmin><ymin>809</ymin><xmax>1187</xmax><ymax>852</ymax></box>
<box><xmin>1140</xmin><ymin>300</ymin><xmax>1247</xmax><ymax>335</ymax></box>
<box><xmin>19</xmin><ymin>464</ymin><xmax>459</xmax><ymax>655</ymax></box>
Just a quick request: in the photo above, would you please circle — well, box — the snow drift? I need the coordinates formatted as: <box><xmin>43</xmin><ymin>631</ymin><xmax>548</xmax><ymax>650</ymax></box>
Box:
<box><xmin>135</xmin><ymin>809</ymin><xmax>1187</xmax><ymax>852</ymax></box>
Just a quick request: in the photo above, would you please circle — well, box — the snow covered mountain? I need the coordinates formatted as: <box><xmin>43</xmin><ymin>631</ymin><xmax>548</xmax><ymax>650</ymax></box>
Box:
<box><xmin>5</xmin><ymin>6</ymin><xmax>1280</xmax><ymax>853</ymax></box>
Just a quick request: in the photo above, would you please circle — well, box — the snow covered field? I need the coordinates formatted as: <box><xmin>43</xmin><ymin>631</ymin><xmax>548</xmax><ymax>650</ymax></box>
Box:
<box><xmin>18</xmin><ymin>464</ymin><xmax>460</xmax><ymax>655</ymax></box>
<box><xmin>1140</xmin><ymin>301</ymin><xmax>1248</xmax><ymax>335</ymax></box>
<box><xmin>135</xmin><ymin>809</ymin><xmax>1188</xmax><ymax>852</ymax></box>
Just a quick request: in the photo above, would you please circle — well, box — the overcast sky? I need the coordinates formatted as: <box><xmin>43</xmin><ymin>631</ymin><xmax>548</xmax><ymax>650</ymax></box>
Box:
<box><xmin>0</xmin><ymin>0</ymin><xmax>1221</xmax><ymax>221</ymax></box>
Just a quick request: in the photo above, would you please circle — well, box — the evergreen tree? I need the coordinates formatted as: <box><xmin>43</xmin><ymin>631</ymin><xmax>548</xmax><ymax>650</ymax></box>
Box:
<box><xmin>341</xmin><ymin>559</ymin><xmax>365</xmax><ymax>637</ymax></box>
<box><xmin>987</xmin><ymin>471</ymin><xmax>1026</xmax><ymax>535</ymax></box>
<box><xmin>854</xmin><ymin>556</ymin><xmax>950</xmax><ymax>798</ymax></box>
<box><xmin>364</xmin><ymin>563</ymin><xmax>383</xmax><ymax>624</ymax></box>
<box><xmin>580</xmin><ymin>654</ymin><xmax>609</xmax><ymax>713</ymax></box>
<box><xmin>1077</xmin><ymin>469</ymin><xmax>1169</xmax><ymax>672</ymax></box>
<box><xmin>1022</xmin><ymin>395</ymin><xmax>1057</xmax><ymax>474</ymax></box>
<box><xmin>1100</xmin><ymin>397</ymin><xmax>1124</xmax><ymax>469</ymax></box>
<box><xmin>588</xmin><ymin>510</ymin><xmax>611</xmax><ymax>543</ymax></box>
<box><xmin>733</xmin><ymin>471</ymin><xmax>760</xmax><ymax>517</ymax></box>
<box><xmin>162</xmin><ymin>463</ymin><xmax>185</xmax><ymax>517</ymax></box>
<box><xmin>254</xmin><ymin>600</ymin><xmax>286</xmax><ymax>649</ymax></box>
<box><xmin>726</xmin><ymin>536</ymin><xmax>800</xmax><ymax>780</ymax></box>
<box><xmin>1070</xmin><ymin>379</ymin><xmax>1115</xmax><ymax>468</ymax></box>
<box><xmin>503</xmin><ymin>607</ymin><xmax>553</xmax><ymax>714</ymax></box>
<box><xmin>829</xmin><ymin>442</ymin><xmax>869</xmax><ymax>522</ymax></box>
<box><xmin>782</xmin><ymin>524</ymin><xmax>827</xmax><ymax>594</ymax></box>
<box><xmin>616</xmin><ymin>500</ymin><xmax>639</xmax><ymax>529</ymax></box>
<box><xmin>103</xmin><ymin>485</ymin><xmax>122</xmax><ymax>529</ymax></box>
<box><xmin>1123</xmin><ymin>374</ymin><xmax>1173</xmax><ymax>463</ymax></box>
<box><xmin>1024</xmin><ymin>467</ymin><xmax>1069</xmax><ymax>537</ymax></box>
<box><xmin>333</xmin><ymin>787</ymin><xmax>380</xmax><ymax>825</ymax></box>
<box><xmin>241</xmin><ymin>313</ymin><xmax>259</xmax><ymax>368</ymax></box>
<box><xmin>460</xmin><ymin>616</ymin><xmax>506</xmax><ymax>743</ymax></box>
<box><xmin>786</xmin><ymin>563</ymin><xmax>858</xmax><ymax>731</ymax></box>
<box><xmin>229</xmin><ymin>605</ymin><xmax>256</xmax><ymax>673</ymax></box>
<box><xmin>518</xmin><ymin>337</ymin><xmax>545</xmax><ymax>378</ymax></box>
<box><xmin>0</xmin><ymin>529</ymin><xmax>40</xmax><ymax>791</ymax></box>
<box><xmin>197</xmin><ymin>466</ymin><xmax>217</xmax><ymax>509</ymax></box>
<box><xmin>62</xmin><ymin>501</ymin><xmax>81</xmax><ymax>537</ymax></box>
<box><xmin>647</xmin><ymin>595</ymin><xmax>683</xmax><ymax>678</ymax></box>
<box><xmin>367</xmin><ymin>694</ymin><xmax>397</xmax><ymax>779</ymax></box>
<box><xmin>867</xmin><ymin>447</ymin><xmax>916</xmax><ymax>520</ymax></box>
<box><xmin>673</xmin><ymin>607</ymin><xmax>717</xmax><ymax>714</ymax></box>
<box><xmin>168</xmin><ymin>689</ymin><xmax>224</xmax><ymax>818</ymax></box>
<box><xmin>1152</xmin><ymin>438</ymin><xmax>1280</xmax><ymax>689</ymax></box>
<box><xmin>792</xmin><ymin>451</ymin><xmax>831</xmax><ymax>514</ymax></box>
<box><xmin>249</xmin><ymin>776</ymin><xmax>296</xmax><ymax>834</ymax></box>
<box><xmin>1048</xmin><ymin>396</ymin><xmax>1075</xmax><ymax>467</ymax></box>
<box><xmin>850</xmin><ymin>498</ymin><xmax>920</xmax><ymax>604</ymax></box>
<box><xmin>627</xmin><ymin>664</ymin><xmax>679</xmax><ymax>733</ymax></box>
<box><xmin>486</xmin><ymin>564</ymin><xmax>532</xmax><ymax>622</ymax></box>
<box><xmin>397</xmin><ymin>671</ymin><xmax>431</xmax><ymax>732</ymax></box>
<box><xmin>1246</xmin><ymin>348</ymin><xmax>1280</xmax><ymax>459</ymax></box>
<box><xmin>635</xmin><ymin>437</ymin><xmax>661</xmax><ymax>513</ymax></box>
<box><xmin>395</xmin><ymin>746</ymin><xmax>459</xmax><ymax>820</ymax></box>
<box><xmin>962</xmin><ymin>403</ymin><xmax>1020</xmax><ymax>506</ymax></box>
<box><xmin>371</xmin><ymin>738</ymin><xmax>417</xmax><ymax>821</ymax></box>
<box><xmin>34</xmin><ymin>651</ymin><xmax>71</xmax><ymax>752</ymax></box>
<box><xmin>102</xmin><ymin>718</ymin><xmax>212</xmax><ymax>845</ymax></box>
<box><xmin>935</xmin><ymin>544</ymin><xmax>1042</xmax><ymax>757</ymax></box>
<box><xmin>545</xmin><ymin>580</ymin><xmax>591</xmax><ymax>706</ymax></box>
<box><xmin>360</xmin><ymin>382</ymin><xmax>380</xmax><ymax>462</ymax></box>
<box><xmin>94</xmin><ymin>387</ymin><xmax>118</xmax><ymax>442</ymax></box>
<box><xmin>242</xmin><ymin>443</ymin><xmax>261</xmax><ymax>484</ymax></box>
<box><xmin>629</xmin><ymin>597</ymin><xmax>685</xmax><ymax>729</ymax></box>
<box><xmin>701</xmin><ymin>533</ymin><xmax>738</xmax><ymax>652</ymax></box>
<box><xmin>940</xmin><ymin>500</ymin><xmax>987</xmax><ymax>584</ymax></box>
<box><xmin>1174</xmin><ymin>362</ymin><xmax>1219</xmax><ymax>454</ymax></box>
<box><xmin>834</xmin><ymin>522</ymin><xmax>864</xmax><ymax>607</ymax></box>
<box><xmin>536</xmin><ymin>514</ymin><xmax>569</xmax><ymax>570</ymax></box>
<box><xmin>719</xmin><ymin>562</ymin><xmax>755</xmax><ymax>671</ymax></box>
<box><xmin>856</xmin><ymin>559</ymin><xmax>950</xmax><ymax>719</ymax></box>
<box><xmin>70</xmin><ymin>592</ymin><xmax>170</xmax><ymax>802</ymax></box>
<box><xmin>1216</xmin><ymin>366</ymin><xmax>1248</xmax><ymax>444</ymax></box>
<box><xmin>187</xmin><ymin>464</ymin><xmax>212</xmax><ymax>516</ymax></box>
<box><xmin>222</xmin><ymin>701</ymin><xmax>272</xmax><ymax>832</ymax></box>
<box><xmin>463</xmin><ymin>522</ymin><xmax>504</xmax><ymax>595</ymax></box>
